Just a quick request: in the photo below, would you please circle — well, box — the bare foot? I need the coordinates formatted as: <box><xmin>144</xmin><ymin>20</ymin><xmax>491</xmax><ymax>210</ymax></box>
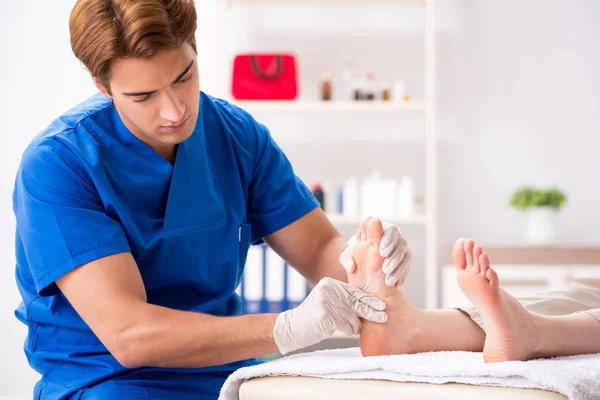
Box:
<box><xmin>347</xmin><ymin>217</ymin><xmax>420</xmax><ymax>356</ymax></box>
<box><xmin>454</xmin><ymin>238</ymin><xmax>539</xmax><ymax>362</ymax></box>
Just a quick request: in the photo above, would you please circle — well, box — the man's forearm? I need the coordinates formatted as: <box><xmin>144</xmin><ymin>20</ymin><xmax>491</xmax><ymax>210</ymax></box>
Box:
<box><xmin>115</xmin><ymin>302</ymin><xmax>279</xmax><ymax>369</ymax></box>
<box><xmin>311</xmin><ymin>234</ymin><xmax>349</xmax><ymax>284</ymax></box>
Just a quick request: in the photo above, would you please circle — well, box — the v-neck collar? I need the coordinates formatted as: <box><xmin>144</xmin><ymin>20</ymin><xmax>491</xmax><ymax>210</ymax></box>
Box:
<box><xmin>110</xmin><ymin>98</ymin><xmax>224</xmax><ymax>234</ymax></box>
<box><xmin>161</xmin><ymin>105</ymin><xmax>225</xmax><ymax>234</ymax></box>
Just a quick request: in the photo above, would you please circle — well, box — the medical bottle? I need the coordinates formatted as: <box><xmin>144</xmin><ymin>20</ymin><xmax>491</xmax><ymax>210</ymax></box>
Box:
<box><xmin>311</xmin><ymin>182</ymin><xmax>325</xmax><ymax>210</ymax></box>
<box><xmin>320</xmin><ymin>73</ymin><xmax>332</xmax><ymax>101</ymax></box>
<box><xmin>397</xmin><ymin>176</ymin><xmax>415</xmax><ymax>217</ymax></box>
<box><xmin>381</xmin><ymin>80</ymin><xmax>391</xmax><ymax>101</ymax></box>
<box><xmin>365</xmin><ymin>72</ymin><xmax>376</xmax><ymax>100</ymax></box>
<box><xmin>341</xmin><ymin>62</ymin><xmax>354</xmax><ymax>100</ymax></box>
<box><xmin>342</xmin><ymin>178</ymin><xmax>359</xmax><ymax>217</ymax></box>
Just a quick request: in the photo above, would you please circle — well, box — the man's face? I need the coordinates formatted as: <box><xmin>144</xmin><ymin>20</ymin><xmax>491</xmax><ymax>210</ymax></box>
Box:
<box><xmin>95</xmin><ymin>43</ymin><xmax>200</xmax><ymax>160</ymax></box>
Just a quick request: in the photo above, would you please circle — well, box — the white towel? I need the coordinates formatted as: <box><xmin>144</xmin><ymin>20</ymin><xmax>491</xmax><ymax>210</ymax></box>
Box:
<box><xmin>218</xmin><ymin>347</ymin><xmax>600</xmax><ymax>400</ymax></box>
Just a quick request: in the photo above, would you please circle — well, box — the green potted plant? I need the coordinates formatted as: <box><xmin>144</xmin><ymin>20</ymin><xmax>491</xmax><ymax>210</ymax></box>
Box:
<box><xmin>509</xmin><ymin>186</ymin><xmax>567</xmax><ymax>243</ymax></box>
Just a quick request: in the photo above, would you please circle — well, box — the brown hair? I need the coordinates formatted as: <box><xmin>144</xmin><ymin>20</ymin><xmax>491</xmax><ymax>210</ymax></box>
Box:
<box><xmin>69</xmin><ymin>0</ymin><xmax>197</xmax><ymax>93</ymax></box>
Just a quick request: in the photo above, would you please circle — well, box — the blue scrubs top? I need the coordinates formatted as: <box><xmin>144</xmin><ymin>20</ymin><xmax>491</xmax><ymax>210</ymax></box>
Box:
<box><xmin>13</xmin><ymin>92</ymin><xmax>319</xmax><ymax>400</ymax></box>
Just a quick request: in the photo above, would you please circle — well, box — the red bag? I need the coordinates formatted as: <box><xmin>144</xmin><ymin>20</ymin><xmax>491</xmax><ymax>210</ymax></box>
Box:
<box><xmin>231</xmin><ymin>54</ymin><xmax>298</xmax><ymax>100</ymax></box>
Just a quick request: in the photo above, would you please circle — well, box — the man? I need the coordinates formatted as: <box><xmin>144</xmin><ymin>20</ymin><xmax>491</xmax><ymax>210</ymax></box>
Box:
<box><xmin>12</xmin><ymin>1</ymin><xmax>411</xmax><ymax>399</ymax></box>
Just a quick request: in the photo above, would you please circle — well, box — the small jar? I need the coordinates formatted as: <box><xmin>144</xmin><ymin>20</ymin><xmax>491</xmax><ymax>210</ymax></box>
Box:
<box><xmin>320</xmin><ymin>73</ymin><xmax>332</xmax><ymax>101</ymax></box>
<box><xmin>381</xmin><ymin>80</ymin><xmax>391</xmax><ymax>101</ymax></box>
<box><xmin>350</xmin><ymin>80</ymin><xmax>361</xmax><ymax>101</ymax></box>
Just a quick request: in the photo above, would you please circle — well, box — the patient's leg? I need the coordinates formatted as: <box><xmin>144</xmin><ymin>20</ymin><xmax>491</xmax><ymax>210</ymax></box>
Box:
<box><xmin>347</xmin><ymin>218</ymin><xmax>486</xmax><ymax>356</ymax></box>
<box><xmin>455</xmin><ymin>238</ymin><xmax>600</xmax><ymax>362</ymax></box>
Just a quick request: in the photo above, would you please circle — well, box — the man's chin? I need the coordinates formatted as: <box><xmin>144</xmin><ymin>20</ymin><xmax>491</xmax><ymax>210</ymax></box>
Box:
<box><xmin>158</xmin><ymin>127</ymin><xmax>195</xmax><ymax>145</ymax></box>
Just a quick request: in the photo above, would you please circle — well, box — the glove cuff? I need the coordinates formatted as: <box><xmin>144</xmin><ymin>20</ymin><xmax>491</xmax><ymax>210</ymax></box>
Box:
<box><xmin>273</xmin><ymin>310</ymin><xmax>296</xmax><ymax>355</ymax></box>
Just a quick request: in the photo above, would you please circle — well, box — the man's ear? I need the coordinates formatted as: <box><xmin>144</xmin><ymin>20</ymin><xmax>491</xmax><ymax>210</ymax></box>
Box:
<box><xmin>92</xmin><ymin>75</ymin><xmax>112</xmax><ymax>98</ymax></box>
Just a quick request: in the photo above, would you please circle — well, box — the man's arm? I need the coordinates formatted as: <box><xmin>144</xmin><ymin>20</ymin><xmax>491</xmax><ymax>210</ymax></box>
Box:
<box><xmin>264</xmin><ymin>208</ymin><xmax>349</xmax><ymax>285</ymax></box>
<box><xmin>56</xmin><ymin>250</ymin><xmax>387</xmax><ymax>366</ymax></box>
<box><xmin>56</xmin><ymin>252</ymin><xmax>279</xmax><ymax>369</ymax></box>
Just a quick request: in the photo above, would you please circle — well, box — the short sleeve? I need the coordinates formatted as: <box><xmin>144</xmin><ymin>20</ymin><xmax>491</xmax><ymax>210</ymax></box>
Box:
<box><xmin>243</xmin><ymin>114</ymin><xmax>320</xmax><ymax>243</ymax></box>
<box><xmin>13</xmin><ymin>138</ymin><xmax>131</xmax><ymax>296</ymax></box>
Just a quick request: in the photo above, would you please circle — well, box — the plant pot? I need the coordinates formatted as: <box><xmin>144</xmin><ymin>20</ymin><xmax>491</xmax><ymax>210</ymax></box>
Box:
<box><xmin>525</xmin><ymin>207</ymin><xmax>557</xmax><ymax>244</ymax></box>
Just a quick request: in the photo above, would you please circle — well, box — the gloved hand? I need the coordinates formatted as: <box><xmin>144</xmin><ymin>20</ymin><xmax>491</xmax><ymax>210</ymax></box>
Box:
<box><xmin>339</xmin><ymin>221</ymin><xmax>412</xmax><ymax>291</ymax></box>
<box><xmin>273</xmin><ymin>277</ymin><xmax>387</xmax><ymax>355</ymax></box>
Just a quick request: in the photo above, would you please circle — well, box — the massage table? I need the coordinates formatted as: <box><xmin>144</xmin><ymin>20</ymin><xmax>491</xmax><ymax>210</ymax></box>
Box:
<box><xmin>239</xmin><ymin>376</ymin><xmax>567</xmax><ymax>399</ymax></box>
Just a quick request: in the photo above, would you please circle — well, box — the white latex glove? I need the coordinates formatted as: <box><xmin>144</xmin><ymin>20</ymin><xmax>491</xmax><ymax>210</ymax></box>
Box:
<box><xmin>273</xmin><ymin>277</ymin><xmax>387</xmax><ymax>355</ymax></box>
<box><xmin>339</xmin><ymin>222</ymin><xmax>412</xmax><ymax>291</ymax></box>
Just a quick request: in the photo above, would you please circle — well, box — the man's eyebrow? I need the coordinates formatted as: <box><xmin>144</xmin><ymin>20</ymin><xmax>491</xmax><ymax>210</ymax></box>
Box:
<box><xmin>122</xmin><ymin>59</ymin><xmax>195</xmax><ymax>97</ymax></box>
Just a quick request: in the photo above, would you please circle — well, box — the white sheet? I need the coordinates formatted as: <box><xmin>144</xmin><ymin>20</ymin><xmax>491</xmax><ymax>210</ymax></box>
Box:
<box><xmin>219</xmin><ymin>347</ymin><xmax>600</xmax><ymax>400</ymax></box>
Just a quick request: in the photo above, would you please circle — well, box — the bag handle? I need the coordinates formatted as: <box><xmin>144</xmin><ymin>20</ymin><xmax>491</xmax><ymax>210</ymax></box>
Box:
<box><xmin>250</xmin><ymin>56</ymin><xmax>284</xmax><ymax>80</ymax></box>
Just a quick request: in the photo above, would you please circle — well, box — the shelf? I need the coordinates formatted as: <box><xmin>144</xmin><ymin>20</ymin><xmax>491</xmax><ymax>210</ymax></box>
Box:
<box><xmin>227</xmin><ymin>0</ymin><xmax>424</xmax><ymax>6</ymax></box>
<box><xmin>326</xmin><ymin>213</ymin><xmax>429</xmax><ymax>226</ymax></box>
<box><xmin>232</xmin><ymin>100</ymin><xmax>427</xmax><ymax>114</ymax></box>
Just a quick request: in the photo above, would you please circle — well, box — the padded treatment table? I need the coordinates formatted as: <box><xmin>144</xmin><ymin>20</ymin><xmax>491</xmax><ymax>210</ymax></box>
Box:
<box><xmin>239</xmin><ymin>376</ymin><xmax>567</xmax><ymax>400</ymax></box>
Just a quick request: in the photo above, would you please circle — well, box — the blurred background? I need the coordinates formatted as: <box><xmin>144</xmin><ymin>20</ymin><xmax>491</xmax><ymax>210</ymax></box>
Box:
<box><xmin>2</xmin><ymin>0</ymin><xmax>600</xmax><ymax>397</ymax></box>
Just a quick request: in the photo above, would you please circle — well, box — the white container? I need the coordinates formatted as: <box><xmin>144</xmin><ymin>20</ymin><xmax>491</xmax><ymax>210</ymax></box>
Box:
<box><xmin>322</xmin><ymin>180</ymin><xmax>335</xmax><ymax>213</ymax></box>
<box><xmin>393</xmin><ymin>80</ymin><xmax>406</xmax><ymax>102</ymax></box>
<box><xmin>397</xmin><ymin>176</ymin><xmax>415</xmax><ymax>217</ymax></box>
<box><xmin>342</xmin><ymin>178</ymin><xmax>360</xmax><ymax>217</ymax></box>
<box><xmin>525</xmin><ymin>207</ymin><xmax>557</xmax><ymax>244</ymax></box>
<box><xmin>361</xmin><ymin>170</ymin><xmax>384</xmax><ymax>217</ymax></box>
<box><xmin>340</xmin><ymin>63</ymin><xmax>354</xmax><ymax>100</ymax></box>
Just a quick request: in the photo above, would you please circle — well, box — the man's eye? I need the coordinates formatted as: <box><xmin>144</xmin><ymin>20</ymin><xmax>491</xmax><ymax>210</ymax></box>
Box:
<box><xmin>178</xmin><ymin>73</ymin><xmax>192</xmax><ymax>84</ymax></box>
<box><xmin>133</xmin><ymin>95</ymin><xmax>151</xmax><ymax>103</ymax></box>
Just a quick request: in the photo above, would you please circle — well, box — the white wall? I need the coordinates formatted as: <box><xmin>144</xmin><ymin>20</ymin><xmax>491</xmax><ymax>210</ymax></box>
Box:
<box><xmin>1</xmin><ymin>0</ymin><xmax>599</xmax><ymax>397</ymax></box>
<box><xmin>1</xmin><ymin>1</ymin><xmax>96</xmax><ymax>398</ymax></box>
<box><xmin>438</xmin><ymin>1</ymin><xmax>600</xmax><ymax>246</ymax></box>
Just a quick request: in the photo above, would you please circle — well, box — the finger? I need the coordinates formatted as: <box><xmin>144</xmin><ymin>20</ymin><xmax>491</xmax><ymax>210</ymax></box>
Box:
<box><xmin>352</xmin><ymin>300</ymin><xmax>388</xmax><ymax>323</ymax></box>
<box><xmin>393</xmin><ymin>250</ymin><xmax>412</xmax><ymax>291</ymax></box>
<box><xmin>380</xmin><ymin>224</ymin><xmax>399</xmax><ymax>254</ymax></box>
<box><xmin>380</xmin><ymin>225</ymin><xmax>401</xmax><ymax>257</ymax></box>
<box><xmin>346</xmin><ymin>285</ymin><xmax>387</xmax><ymax>310</ymax></box>
<box><xmin>384</xmin><ymin>252</ymin><xmax>409</xmax><ymax>287</ymax></box>
<box><xmin>396</xmin><ymin>280</ymin><xmax>405</xmax><ymax>292</ymax></box>
<box><xmin>381</xmin><ymin>241</ymin><xmax>407</xmax><ymax>275</ymax></box>
<box><xmin>348</xmin><ymin>315</ymin><xmax>361</xmax><ymax>336</ymax></box>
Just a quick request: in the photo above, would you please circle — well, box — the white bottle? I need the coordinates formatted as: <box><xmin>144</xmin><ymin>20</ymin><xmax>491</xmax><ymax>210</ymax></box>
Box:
<box><xmin>361</xmin><ymin>170</ymin><xmax>384</xmax><ymax>217</ymax></box>
<box><xmin>340</xmin><ymin>62</ymin><xmax>354</xmax><ymax>101</ymax></box>
<box><xmin>393</xmin><ymin>80</ymin><xmax>406</xmax><ymax>102</ymax></box>
<box><xmin>342</xmin><ymin>178</ymin><xmax>359</xmax><ymax>217</ymax></box>
<box><xmin>397</xmin><ymin>176</ymin><xmax>415</xmax><ymax>217</ymax></box>
<box><xmin>322</xmin><ymin>180</ymin><xmax>335</xmax><ymax>214</ymax></box>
